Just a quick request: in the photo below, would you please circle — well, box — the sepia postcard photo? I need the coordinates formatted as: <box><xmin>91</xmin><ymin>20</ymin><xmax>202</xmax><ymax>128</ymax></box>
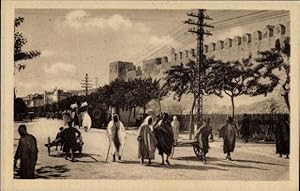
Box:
<box><xmin>1</xmin><ymin>1</ymin><xmax>299</xmax><ymax>191</ymax></box>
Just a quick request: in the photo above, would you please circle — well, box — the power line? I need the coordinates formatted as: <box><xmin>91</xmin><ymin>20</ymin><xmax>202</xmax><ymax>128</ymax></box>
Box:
<box><xmin>152</xmin><ymin>14</ymin><xmax>289</xmax><ymax>59</ymax></box>
<box><xmin>185</xmin><ymin>9</ymin><xmax>214</xmax><ymax>134</ymax></box>
<box><xmin>136</xmin><ymin>12</ymin><xmax>288</xmax><ymax>63</ymax></box>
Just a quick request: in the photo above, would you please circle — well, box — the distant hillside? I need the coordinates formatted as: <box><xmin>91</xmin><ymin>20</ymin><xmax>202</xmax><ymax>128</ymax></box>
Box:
<box><xmin>234</xmin><ymin>97</ymin><xmax>288</xmax><ymax>114</ymax></box>
<box><xmin>158</xmin><ymin>94</ymin><xmax>288</xmax><ymax>114</ymax></box>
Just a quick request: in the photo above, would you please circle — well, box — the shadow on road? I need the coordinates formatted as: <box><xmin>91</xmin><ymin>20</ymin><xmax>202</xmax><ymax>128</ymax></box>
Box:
<box><xmin>173</xmin><ymin>156</ymin><xmax>222</xmax><ymax>162</ymax></box>
<box><xmin>215</xmin><ymin>161</ymin><xmax>268</xmax><ymax>170</ymax></box>
<box><xmin>48</xmin><ymin>152</ymin><xmax>104</xmax><ymax>163</ymax></box>
<box><xmin>117</xmin><ymin>160</ymin><xmax>140</xmax><ymax>164</ymax></box>
<box><xmin>148</xmin><ymin>162</ymin><xmax>228</xmax><ymax>171</ymax></box>
<box><xmin>75</xmin><ymin>153</ymin><xmax>104</xmax><ymax>163</ymax></box>
<box><xmin>35</xmin><ymin>165</ymin><xmax>70</xmax><ymax>179</ymax></box>
<box><xmin>232</xmin><ymin>159</ymin><xmax>288</xmax><ymax>166</ymax></box>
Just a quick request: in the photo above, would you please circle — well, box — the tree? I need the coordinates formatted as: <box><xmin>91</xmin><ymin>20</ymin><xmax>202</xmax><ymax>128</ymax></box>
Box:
<box><xmin>255</xmin><ymin>37</ymin><xmax>290</xmax><ymax>111</ymax></box>
<box><xmin>14</xmin><ymin>17</ymin><xmax>41</xmax><ymax>72</ymax></box>
<box><xmin>164</xmin><ymin>58</ymin><xmax>222</xmax><ymax>139</ymax></box>
<box><xmin>94</xmin><ymin>78</ymin><xmax>168</xmax><ymax>126</ymax></box>
<box><xmin>14</xmin><ymin>17</ymin><xmax>41</xmax><ymax>101</ymax></box>
<box><xmin>132</xmin><ymin>78</ymin><xmax>168</xmax><ymax>118</ymax></box>
<box><xmin>212</xmin><ymin>56</ymin><xmax>279</xmax><ymax>118</ymax></box>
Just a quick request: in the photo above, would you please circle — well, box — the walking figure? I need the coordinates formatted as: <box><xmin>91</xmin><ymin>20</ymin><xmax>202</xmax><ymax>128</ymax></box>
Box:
<box><xmin>107</xmin><ymin>114</ymin><xmax>126</xmax><ymax>162</ymax></box>
<box><xmin>195</xmin><ymin>118</ymin><xmax>213</xmax><ymax>164</ymax></box>
<box><xmin>240</xmin><ymin>114</ymin><xmax>251</xmax><ymax>143</ymax></box>
<box><xmin>275</xmin><ymin>115</ymin><xmax>290</xmax><ymax>159</ymax></box>
<box><xmin>219</xmin><ymin>117</ymin><xmax>238</xmax><ymax>161</ymax></box>
<box><xmin>14</xmin><ymin>125</ymin><xmax>38</xmax><ymax>179</ymax></box>
<box><xmin>137</xmin><ymin>116</ymin><xmax>157</xmax><ymax>165</ymax></box>
<box><xmin>153</xmin><ymin>113</ymin><xmax>174</xmax><ymax>166</ymax></box>
<box><xmin>171</xmin><ymin>115</ymin><xmax>180</xmax><ymax>144</ymax></box>
<box><xmin>63</xmin><ymin>120</ymin><xmax>81</xmax><ymax>162</ymax></box>
<box><xmin>81</xmin><ymin>102</ymin><xmax>92</xmax><ymax>132</ymax></box>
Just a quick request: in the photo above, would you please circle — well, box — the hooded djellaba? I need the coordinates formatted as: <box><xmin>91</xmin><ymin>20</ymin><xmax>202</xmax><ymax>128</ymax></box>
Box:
<box><xmin>275</xmin><ymin>115</ymin><xmax>290</xmax><ymax>159</ymax></box>
<box><xmin>137</xmin><ymin>116</ymin><xmax>157</xmax><ymax>165</ymax></box>
<box><xmin>195</xmin><ymin>118</ymin><xmax>213</xmax><ymax>164</ymax></box>
<box><xmin>107</xmin><ymin>114</ymin><xmax>127</xmax><ymax>162</ymax></box>
<box><xmin>153</xmin><ymin>113</ymin><xmax>174</xmax><ymax>166</ymax></box>
<box><xmin>219</xmin><ymin>117</ymin><xmax>238</xmax><ymax>161</ymax></box>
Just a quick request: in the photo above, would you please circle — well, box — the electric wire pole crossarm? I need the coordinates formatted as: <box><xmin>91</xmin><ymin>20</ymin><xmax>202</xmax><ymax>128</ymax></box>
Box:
<box><xmin>184</xmin><ymin>9</ymin><xmax>214</xmax><ymax>131</ymax></box>
<box><xmin>81</xmin><ymin>73</ymin><xmax>93</xmax><ymax>96</ymax></box>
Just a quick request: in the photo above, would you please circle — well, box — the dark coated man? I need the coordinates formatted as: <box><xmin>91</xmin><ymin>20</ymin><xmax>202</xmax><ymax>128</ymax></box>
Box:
<box><xmin>63</xmin><ymin>121</ymin><xmax>81</xmax><ymax>162</ymax></box>
<box><xmin>153</xmin><ymin>113</ymin><xmax>174</xmax><ymax>165</ymax></box>
<box><xmin>219</xmin><ymin>117</ymin><xmax>238</xmax><ymax>160</ymax></box>
<box><xmin>275</xmin><ymin>115</ymin><xmax>290</xmax><ymax>159</ymax></box>
<box><xmin>14</xmin><ymin>125</ymin><xmax>38</xmax><ymax>179</ymax></box>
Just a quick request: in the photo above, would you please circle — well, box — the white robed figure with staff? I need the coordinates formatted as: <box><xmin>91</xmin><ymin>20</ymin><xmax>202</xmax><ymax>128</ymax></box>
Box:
<box><xmin>107</xmin><ymin>114</ymin><xmax>126</xmax><ymax>162</ymax></box>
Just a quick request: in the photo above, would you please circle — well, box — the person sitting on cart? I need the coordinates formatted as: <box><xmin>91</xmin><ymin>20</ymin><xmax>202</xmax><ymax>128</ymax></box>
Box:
<box><xmin>44</xmin><ymin>127</ymin><xmax>65</xmax><ymax>150</ymax></box>
<box><xmin>63</xmin><ymin>120</ymin><xmax>82</xmax><ymax>162</ymax></box>
<box><xmin>195</xmin><ymin>118</ymin><xmax>213</xmax><ymax>164</ymax></box>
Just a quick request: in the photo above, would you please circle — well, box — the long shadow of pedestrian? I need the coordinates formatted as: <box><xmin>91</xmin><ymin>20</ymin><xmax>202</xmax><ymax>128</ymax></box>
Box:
<box><xmin>232</xmin><ymin>159</ymin><xmax>288</xmax><ymax>166</ymax></box>
<box><xmin>148</xmin><ymin>162</ymin><xmax>228</xmax><ymax>171</ymax></box>
<box><xmin>117</xmin><ymin>160</ymin><xmax>140</xmax><ymax>164</ymax></box>
<box><xmin>215</xmin><ymin>161</ymin><xmax>268</xmax><ymax>170</ymax></box>
<box><xmin>49</xmin><ymin>152</ymin><xmax>104</xmax><ymax>163</ymax></box>
<box><xmin>75</xmin><ymin>153</ymin><xmax>105</xmax><ymax>163</ymax></box>
<box><xmin>173</xmin><ymin>156</ymin><xmax>221</xmax><ymax>162</ymax></box>
<box><xmin>35</xmin><ymin>165</ymin><xmax>70</xmax><ymax>179</ymax></box>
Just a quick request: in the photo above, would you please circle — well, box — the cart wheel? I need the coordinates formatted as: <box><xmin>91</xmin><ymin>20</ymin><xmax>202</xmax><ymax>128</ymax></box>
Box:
<box><xmin>193</xmin><ymin>145</ymin><xmax>201</xmax><ymax>158</ymax></box>
<box><xmin>170</xmin><ymin>146</ymin><xmax>175</xmax><ymax>159</ymax></box>
<box><xmin>47</xmin><ymin>137</ymin><xmax>51</xmax><ymax>156</ymax></box>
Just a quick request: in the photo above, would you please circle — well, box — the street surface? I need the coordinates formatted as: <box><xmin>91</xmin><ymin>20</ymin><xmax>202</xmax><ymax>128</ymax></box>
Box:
<box><xmin>13</xmin><ymin>118</ymin><xmax>289</xmax><ymax>180</ymax></box>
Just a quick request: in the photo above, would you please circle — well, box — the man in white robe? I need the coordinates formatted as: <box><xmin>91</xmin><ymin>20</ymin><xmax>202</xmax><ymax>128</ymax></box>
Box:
<box><xmin>81</xmin><ymin>102</ymin><xmax>92</xmax><ymax>132</ymax></box>
<box><xmin>107</xmin><ymin>114</ymin><xmax>126</xmax><ymax>161</ymax></box>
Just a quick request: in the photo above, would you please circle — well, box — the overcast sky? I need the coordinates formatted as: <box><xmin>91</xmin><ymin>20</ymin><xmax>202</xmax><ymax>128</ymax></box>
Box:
<box><xmin>14</xmin><ymin>9</ymin><xmax>289</xmax><ymax>106</ymax></box>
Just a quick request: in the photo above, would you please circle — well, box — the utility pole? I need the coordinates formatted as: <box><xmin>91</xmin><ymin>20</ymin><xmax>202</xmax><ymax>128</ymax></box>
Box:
<box><xmin>95</xmin><ymin>77</ymin><xmax>99</xmax><ymax>88</ymax></box>
<box><xmin>81</xmin><ymin>73</ymin><xmax>92</xmax><ymax>96</ymax></box>
<box><xmin>185</xmin><ymin>9</ymin><xmax>213</xmax><ymax>132</ymax></box>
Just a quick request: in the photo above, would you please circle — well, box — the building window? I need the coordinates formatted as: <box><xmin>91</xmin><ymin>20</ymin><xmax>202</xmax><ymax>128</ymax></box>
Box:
<box><xmin>174</xmin><ymin>53</ymin><xmax>177</xmax><ymax>60</ymax></box>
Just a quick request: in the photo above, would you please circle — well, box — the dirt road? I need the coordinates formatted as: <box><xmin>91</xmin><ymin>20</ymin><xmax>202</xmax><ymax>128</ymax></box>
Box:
<box><xmin>13</xmin><ymin>118</ymin><xmax>289</xmax><ymax>180</ymax></box>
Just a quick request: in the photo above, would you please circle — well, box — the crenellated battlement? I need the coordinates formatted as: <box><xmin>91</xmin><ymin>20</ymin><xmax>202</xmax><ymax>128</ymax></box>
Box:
<box><xmin>204</xmin><ymin>23</ymin><xmax>289</xmax><ymax>61</ymax></box>
<box><xmin>109</xmin><ymin>22</ymin><xmax>289</xmax><ymax>83</ymax></box>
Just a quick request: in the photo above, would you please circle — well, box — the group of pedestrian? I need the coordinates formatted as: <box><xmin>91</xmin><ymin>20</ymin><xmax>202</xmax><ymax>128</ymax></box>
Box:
<box><xmin>63</xmin><ymin>102</ymin><xmax>92</xmax><ymax>132</ymax></box>
<box><xmin>137</xmin><ymin>113</ymin><xmax>176</xmax><ymax>166</ymax></box>
<box><xmin>14</xmin><ymin>108</ymin><xmax>290</xmax><ymax>179</ymax></box>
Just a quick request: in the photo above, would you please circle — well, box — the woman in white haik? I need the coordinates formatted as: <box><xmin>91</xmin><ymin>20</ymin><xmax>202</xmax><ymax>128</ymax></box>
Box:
<box><xmin>107</xmin><ymin>114</ymin><xmax>126</xmax><ymax>162</ymax></box>
<box><xmin>171</xmin><ymin>115</ymin><xmax>180</xmax><ymax>144</ymax></box>
<box><xmin>81</xmin><ymin>102</ymin><xmax>92</xmax><ymax>132</ymax></box>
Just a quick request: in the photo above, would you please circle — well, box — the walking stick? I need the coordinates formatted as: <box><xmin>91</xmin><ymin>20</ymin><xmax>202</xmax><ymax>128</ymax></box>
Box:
<box><xmin>106</xmin><ymin>134</ymin><xmax>111</xmax><ymax>162</ymax></box>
